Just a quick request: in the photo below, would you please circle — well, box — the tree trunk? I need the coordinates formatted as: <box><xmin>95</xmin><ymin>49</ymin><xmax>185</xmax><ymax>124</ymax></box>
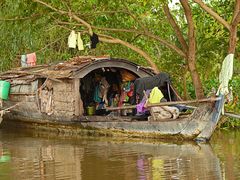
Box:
<box><xmin>228</xmin><ymin>25</ymin><xmax>238</xmax><ymax>54</ymax></box>
<box><xmin>181</xmin><ymin>0</ymin><xmax>205</xmax><ymax>99</ymax></box>
<box><xmin>188</xmin><ymin>59</ymin><xmax>204</xmax><ymax>99</ymax></box>
<box><xmin>188</xmin><ymin>37</ymin><xmax>204</xmax><ymax>99</ymax></box>
<box><xmin>183</xmin><ymin>68</ymin><xmax>189</xmax><ymax>100</ymax></box>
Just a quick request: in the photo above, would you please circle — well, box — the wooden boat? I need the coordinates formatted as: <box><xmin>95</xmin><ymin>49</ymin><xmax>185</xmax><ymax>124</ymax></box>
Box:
<box><xmin>0</xmin><ymin>56</ymin><xmax>224</xmax><ymax>142</ymax></box>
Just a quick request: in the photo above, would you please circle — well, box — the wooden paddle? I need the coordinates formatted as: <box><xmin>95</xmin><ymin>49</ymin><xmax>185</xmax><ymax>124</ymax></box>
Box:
<box><xmin>106</xmin><ymin>97</ymin><xmax>221</xmax><ymax>111</ymax></box>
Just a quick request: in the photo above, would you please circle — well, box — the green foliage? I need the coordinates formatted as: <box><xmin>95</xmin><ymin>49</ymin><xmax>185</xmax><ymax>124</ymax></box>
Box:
<box><xmin>0</xmin><ymin>0</ymin><xmax>239</xmax><ymax>126</ymax></box>
<box><xmin>221</xmin><ymin>117</ymin><xmax>240</xmax><ymax>129</ymax></box>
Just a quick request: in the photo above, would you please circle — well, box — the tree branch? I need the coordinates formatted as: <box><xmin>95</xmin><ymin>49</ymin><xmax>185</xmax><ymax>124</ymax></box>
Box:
<box><xmin>0</xmin><ymin>13</ymin><xmax>41</xmax><ymax>21</ymax></box>
<box><xmin>232</xmin><ymin>11</ymin><xmax>240</xmax><ymax>26</ymax></box>
<box><xmin>180</xmin><ymin>0</ymin><xmax>204</xmax><ymax>99</ymax></box>
<box><xmin>33</xmin><ymin>0</ymin><xmax>66</xmax><ymax>14</ymax></box>
<box><xmin>33</xmin><ymin>0</ymin><xmax>160</xmax><ymax>73</ymax></box>
<box><xmin>180</xmin><ymin>0</ymin><xmax>195</xmax><ymax>59</ymax></box>
<box><xmin>231</xmin><ymin>0</ymin><xmax>240</xmax><ymax>25</ymax></box>
<box><xmin>76</xmin><ymin>10</ymin><xmax>128</xmax><ymax>17</ymax></box>
<box><xmin>33</xmin><ymin>0</ymin><xmax>93</xmax><ymax>35</ymax></box>
<box><xmin>122</xmin><ymin>1</ymin><xmax>149</xmax><ymax>33</ymax></box>
<box><xmin>98</xmin><ymin>35</ymin><xmax>160</xmax><ymax>73</ymax></box>
<box><xmin>70</xmin><ymin>14</ymin><xmax>93</xmax><ymax>35</ymax></box>
<box><xmin>63</xmin><ymin>24</ymin><xmax>161</xmax><ymax>73</ymax></box>
<box><xmin>192</xmin><ymin>0</ymin><xmax>231</xmax><ymax>31</ymax></box>
<box><xmin>56</xmin><ymin>21</ymin><xmax>186</xmax><ymax>58</ymax></box>
<box><xmin>35</xmin><ymin>0</ymin><xmax>185</xmax><ymax>59</ymax></box>
<box><xmin>163</xmin><ymin>5</ymin><xmax>188</xmax><ymax>54</ymax></box>
<box><xmin>35</xmin><ymin>33</ymin><xmax>68</xmax><ymax>53</ymax></box>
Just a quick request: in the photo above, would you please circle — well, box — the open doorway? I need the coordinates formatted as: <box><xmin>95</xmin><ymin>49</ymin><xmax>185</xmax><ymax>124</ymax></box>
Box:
<box><xmin>80</xmin><ymin>67</ymin><xmax>138</xmax><ymax>116</ymax></box>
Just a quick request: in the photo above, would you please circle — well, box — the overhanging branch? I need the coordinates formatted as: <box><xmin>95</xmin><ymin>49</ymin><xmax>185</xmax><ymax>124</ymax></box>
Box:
<box><xmin>231</xmin><ymin>0</ymin><xmax>240</xmax><ymax>25</ymax></box>
<box><xmin>56</xmin><ymin>21</ymin><xmax>186</xmax><ymax>58</ymax></box>
<box><xmin>192</xmin><ymin>0</ymin><xmax>231</xmax><ymax>31</ymax></box>
<box><xmin>163</xmin><ymin>5</ymin><xmax>188</xmax><ymax>54</ymax></box>
<box><xmin>0</xmin><ymin>13</ymin><xmax>41</xmax><ymax>21</ymax></box>
<box><xmin>232</xmin><ymin>11</ymin><xmax>240</xmax><ymax>26</ymax></box>
<box><xmin>33</xmin><ymin>0</ymin><xmax>160</xmax><ymax>73</ymax></box>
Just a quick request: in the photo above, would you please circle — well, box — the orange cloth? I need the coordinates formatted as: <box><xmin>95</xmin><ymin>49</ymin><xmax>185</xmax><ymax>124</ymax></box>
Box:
<box><xmin>27</xmin><ymin>53</ymin><xmax>37</xmax><ymax>66</ymax></box>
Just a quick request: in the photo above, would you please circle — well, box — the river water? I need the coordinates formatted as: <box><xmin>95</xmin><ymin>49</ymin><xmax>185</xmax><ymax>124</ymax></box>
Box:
<box><xmin>0</xmin><ymin>127</ymin><xmax>239</xmax><ymax>180</ymax></box>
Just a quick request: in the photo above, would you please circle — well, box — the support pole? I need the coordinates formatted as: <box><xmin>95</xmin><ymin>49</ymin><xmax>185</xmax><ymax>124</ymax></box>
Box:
<box><xmin>106</xmin><ymin>97</ymin><xmax>221</xmax><ymax>111</ymax></box>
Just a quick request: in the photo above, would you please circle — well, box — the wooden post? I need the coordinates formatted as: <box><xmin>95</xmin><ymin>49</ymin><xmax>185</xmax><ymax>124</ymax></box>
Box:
<box><xmin>79</xmin><ymin>80</ymin><xmax>84</xmax><ymax>116</ymax></box>
<box><xmin>73</xmin><ymin>78</ymin><xmax>81</xmax><ymax>116</ymax></box>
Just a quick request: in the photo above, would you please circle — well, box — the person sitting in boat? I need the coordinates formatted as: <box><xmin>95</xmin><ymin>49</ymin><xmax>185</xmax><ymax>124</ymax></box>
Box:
<box><xmin>94</xmin><ymin>76</ymin><xmax>110</xmax><ymax>110</ymax></box>
<box><xmin>136</xmin><ymin>87</ymin><xmax>179</xmax><ymax>121</ymax></box>
<box><xmin>132</xmin><ymin>72</ymin><xmax>177</xmax><ymax>105</ymax></box>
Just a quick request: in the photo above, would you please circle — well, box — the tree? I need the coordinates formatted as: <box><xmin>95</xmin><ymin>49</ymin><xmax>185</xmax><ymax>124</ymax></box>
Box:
<box><xmin>31</xmin><ymin>0</ymin><xmax>206</xmax><ymax>99</ymax></box>
<box><xmin>163</xmin><ymin>1</ymin><xmax>205</xmax><ymax>99</ymax></box>
<box><xmin>193</xmin><ymin>0</ymin><xmax>240</xmax><ymax>54</ymax></box>
<box><xmin>1</xmin><ymin>0</ymin><xmax>237</xmax><ymax>100</ymax></box>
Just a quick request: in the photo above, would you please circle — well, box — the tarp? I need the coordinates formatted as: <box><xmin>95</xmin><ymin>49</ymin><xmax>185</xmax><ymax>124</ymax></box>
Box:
<box><xmin>133</xmin><ymin>72</ymin><xmax>175</xmax><ymax>104</ymax></box>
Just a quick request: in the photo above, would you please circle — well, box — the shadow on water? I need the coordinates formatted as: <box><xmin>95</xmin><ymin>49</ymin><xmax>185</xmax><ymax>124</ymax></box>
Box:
<box><xmin>0</xmin><ymin>126</ymin><xmax>239</xmax><ymax>179</ymax></box>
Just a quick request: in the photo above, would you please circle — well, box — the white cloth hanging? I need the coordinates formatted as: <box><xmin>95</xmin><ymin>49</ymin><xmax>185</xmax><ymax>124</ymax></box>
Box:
<box><xmin>21</xmin><ymin>55</ymin><xmax>27</xmax><ymax>67</ymax></box>
<box><xmin>77</xmin><ymin>32</ymin><xmax>84</xmax><ymax>51</ymax></box>
<box><xmin>217</xmin><ymin>54</ymin><xmax>234</xmax><ymax>95</ymax></box>
<box><xmin>68</xmin><ymin>30</ymin><xmax>77</xmax><ymax>48</ymax></box>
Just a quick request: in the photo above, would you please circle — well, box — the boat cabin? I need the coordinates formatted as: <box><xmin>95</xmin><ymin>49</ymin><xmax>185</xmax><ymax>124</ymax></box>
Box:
<box><xmin>0</xmin><ymin>56</ymin><xmax>177</xmax><ymax>122</ymax></box>
<box><xmin>0</xmin><ymin>56</ymin><xmax>224</xmax><ymax>141</ymax></box>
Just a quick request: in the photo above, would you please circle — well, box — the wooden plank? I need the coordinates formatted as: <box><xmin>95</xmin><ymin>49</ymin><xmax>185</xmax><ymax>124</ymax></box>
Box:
<box><xmin>106</xmin><ymin>97</ymin><xmax>221</xmax><ymax>111</ymax></box>
<box><xmin>10</xmin><ymin>80</ymin><xmax>38</xmax><ymax>94</ymax></box>
<box><xmin>195</xmin><ymin>95</ymin><xmax>225</xmax><ymax>142</ymax></box>
<box><xmin>73</xmin><ymin>78</ymin><xmax>80</xmax><ymax>116</ymax></box>
<box><xmin>79</xmin><ymin>80</ymin><xmax>84</xmax><ymax>116</ymax></box>
<box><xmin>3</xmin><ymin>101</ymin><xmax>39</xmax><ymax>112</ymax></box>
<box><xmin>9</xmin><ymin>94</ymin><xmax>35</xmax><ymax>102</ymax></box>
<box><xmin>52</xmin><ymin>110</ymin><xmax>74</xmax><ymax>118</ymax></box>
<box><xmin>224</xmin><ymin>112</ymin><xmax>240</xmax><ymax>119</ymax></box>
<box><xmin>13</xmin><ymin>71</ymin><xmax>63</xmax><ymax>82</ymax></box>
<box><xmin>10</xmin><ymin>93</ymin><xmax>35</xmax><ymax>95</ymax></box>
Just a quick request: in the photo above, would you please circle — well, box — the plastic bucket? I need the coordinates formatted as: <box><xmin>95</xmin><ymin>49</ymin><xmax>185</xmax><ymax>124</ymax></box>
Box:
<box><xmin>0</xmin><ymin>80</ymin><xmax>10</xmax><ymax>100</ymax></box>
<box><xmin>87</xmin><ymin>106</ymin><xmax>95</xmax><ymax>116</ymax></box>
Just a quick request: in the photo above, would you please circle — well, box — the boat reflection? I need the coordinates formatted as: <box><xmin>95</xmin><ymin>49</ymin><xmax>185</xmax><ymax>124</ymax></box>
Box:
<box><xmin>0</xmin><ymin>129</ymin><xmax>224</xmax><ymax>180</ymax></box>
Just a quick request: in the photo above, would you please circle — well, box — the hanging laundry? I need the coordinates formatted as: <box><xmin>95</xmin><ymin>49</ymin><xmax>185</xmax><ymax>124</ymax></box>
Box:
<box><xmin>136</xmin><ymin>90</ymin><xmax>151</xmax><ymax>114</ymax></box>
<box><xmin>68</xmin><ymin>30</ymin><xmax>77</xmax><ymax>48</ymax></box>
<box><xmin>77</xmin><ymin>32</ymin><xmax>84</xmax><ymax>51</ymax></box>
<box><xmin>99</xmin><ymin>77</ymin><xmax>110</xmax><ymax>105</ymax></box>
<box><xmin>133</xmin><ymin>73</ymin><xmax>172</xmax><ymax>104</ymax></box>
<box><xmin>148</xmin><ymin>87</ymin><xmax>164</xmax><ymax>104</ymax></box>
<box><xmin>26</xmin><ymin>52</ymin><xmax>37</xmax><ymax>66</ymax></box>
<box><xmin>94</xmin><ymin>85</ymin><xmax>102</xmax><ymax>103</ymax></box>
<box><xmin>21</xmin><ymin>54</ymin><xmax>27</xmax><ymax>67</ymax></box>
<box><xmin>90</xmin><ymin>32</ymin><xmax>99</xmax><ymax>49</ymax></box>
<box><xmin>218</xmin><ymin>54</ymin><xmax>234</xmax><ymax>95</ymax></box>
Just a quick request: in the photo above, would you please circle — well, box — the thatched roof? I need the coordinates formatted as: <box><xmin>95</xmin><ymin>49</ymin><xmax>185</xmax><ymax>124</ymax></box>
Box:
<box><xmin>0</xmin><ymin>56</ymin><xmax>154</xmax><ymax>83</ymax></box>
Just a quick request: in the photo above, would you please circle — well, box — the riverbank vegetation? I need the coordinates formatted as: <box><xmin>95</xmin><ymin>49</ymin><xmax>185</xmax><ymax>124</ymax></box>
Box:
<box><xmin>0</xmin><ymin>0</ymin><xmax>239</xmax><ymax>127</ymax></box>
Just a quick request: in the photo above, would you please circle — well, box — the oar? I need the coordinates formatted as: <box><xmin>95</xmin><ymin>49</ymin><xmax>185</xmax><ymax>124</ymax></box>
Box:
<box><xmin>106</xmin><ymin>97</ymin><xmax>221</xmax><ymax>111</ymax></box>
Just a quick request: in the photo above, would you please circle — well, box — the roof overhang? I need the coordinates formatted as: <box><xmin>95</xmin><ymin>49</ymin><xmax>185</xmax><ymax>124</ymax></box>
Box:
<box><xmin>72</xmin><ymin>58</ymin><xmax>154</xmax><ymax>78</ymax></box>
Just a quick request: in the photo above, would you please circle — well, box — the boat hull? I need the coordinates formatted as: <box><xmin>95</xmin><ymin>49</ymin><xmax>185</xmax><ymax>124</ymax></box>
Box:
<box><xmin>2</xmin><ymin>100</ymin><xmax>223</xmax><ymax>141</ymax></box>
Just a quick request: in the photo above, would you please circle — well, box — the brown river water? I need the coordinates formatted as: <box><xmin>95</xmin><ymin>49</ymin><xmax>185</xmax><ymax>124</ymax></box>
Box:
<box><xmin>0</xmin><ymin>126</ymin><xmax>239</xmax><ymax>180</ymax></box>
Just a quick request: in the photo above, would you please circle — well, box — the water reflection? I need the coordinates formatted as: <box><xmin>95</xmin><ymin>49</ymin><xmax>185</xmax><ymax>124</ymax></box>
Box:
<box><xmin>0</xmin><ymin>128</ymin><xmax>239</xmax><ymax>179</ymax></box>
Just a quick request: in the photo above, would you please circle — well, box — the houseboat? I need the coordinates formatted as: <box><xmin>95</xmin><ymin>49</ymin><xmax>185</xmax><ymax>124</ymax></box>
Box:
<box><xmin>0</xmin><ymin>56</ymin><xmax>224</xmax><ymax>142</ymax></box>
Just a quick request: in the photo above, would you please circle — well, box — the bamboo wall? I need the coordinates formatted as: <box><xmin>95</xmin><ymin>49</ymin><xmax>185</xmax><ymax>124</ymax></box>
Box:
<box><xmin>3</xmin><ymin>79</ymin><xmax>78</xmax><ymax>121</ymax></box>
<box><xmin>52</xmin><ymin>80</ymin><xmax>75</xmax><ymax>118</ymax></box>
